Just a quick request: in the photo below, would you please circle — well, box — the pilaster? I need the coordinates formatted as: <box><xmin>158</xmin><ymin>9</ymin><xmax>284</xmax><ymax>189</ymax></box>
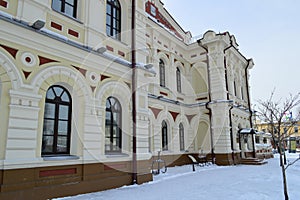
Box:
<box><xmin>5</xmin><ymin>90</ymin><xmax>42</xmax><ymax>164</ymax></box>
<box><xmin>82</xmin><ymin>100</ymin><xmax>103</xmax><ymax>162</ymax></box>
<box><xmin>209</xmin><ymin>101</ymin><xmax>232</xmax><ymax>155</ymax></box>
<box><xmin>200</xmin><ymin>31</ymin><xmax>231</xmax><ymax>101</ymax></box>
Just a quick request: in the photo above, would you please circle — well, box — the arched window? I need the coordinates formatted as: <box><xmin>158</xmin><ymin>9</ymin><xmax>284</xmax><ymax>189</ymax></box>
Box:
<box><xmin>42</xmin><ymin>85</ymin><xmax>72</xmax><ymax>155</ymax></box>
<box><xmin>105</xmin><ymin>96</ymin><xmax>122</xmax><ymax>153</ymax></box>
<box><xmin>159</xmin><ymin>59</ymin><xmax>165</xmax><ymax>87</ymax></box>
<box><xmin>176</xmin><ymin>67</ymin><xmax>181</xmax><ymax>93</ymax></box>
<box><xmin>179</xmin><ymin>123</ymin><xmax>184</xmax><ymax>151</ymax></box>
<box><xmin>52</xmin><ymin>0</ymin><xmax>78</xmax><ymax>18</ymax></box>
<box><xmin>106</xmin><ymin>0</ymin><xmax>121</xmax><ymax>40</ymax></box>
<box><xmin>162</xmin><ymin>120</ymin><xmax>168</xmax><ymax>151</ymax></box>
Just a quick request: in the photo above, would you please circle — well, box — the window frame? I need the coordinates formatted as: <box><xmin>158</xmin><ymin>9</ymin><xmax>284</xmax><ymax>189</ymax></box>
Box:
<box><xmin>42</xmin><ymin>85</ymin><xmax>72</xmax><ymax>156</ymax></box>
<box><xmin>52</xmin><ymin>0</ymin><xmax>78</xmax><ymax>19</ymax></box>
<box><xmin>159</xmin><ymin>59</ymin><xmax>166</xmax><ymax>87</ymax></box>
<box><xmin>105</xmin><ymin>96</ymin><xmax>122</xmax><ymax>154</ymax></box>
<box><xmin>106</xmin><ymin>0</ymin><xmax>121</xmax><ymax>40</ymax></box>
<box><xmin>176</xmin><ymin>67</ymin><xmax>182</xmax><ymax>93</ymax></box>
<box><xmin>162</xmin><ymin>120</ymin><xmax>168</xmax><ymax>151</ymax></box>
<box><xmin>179</xmin><ymin>123</ymin><xmax>185</xmax><ymax>151</ymax></box>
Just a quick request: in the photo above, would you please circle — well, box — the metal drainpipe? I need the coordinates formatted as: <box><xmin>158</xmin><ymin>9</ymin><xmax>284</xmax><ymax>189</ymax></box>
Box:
<box><xmin>197</xmin><ymin>40</ymin><xmax>215</xmax><ymax>164</ymax></box>
<box><xmin>228</xmin><ymin>105</ymin><xmax>235</xmax><ymax>164</ymax></box>
<box><xmin>245</xmin><ymin>59</ymin><xmax>256</xmax><ymax>158</ymax></box>
<box><xmin>131</xmin><ymin>0</ymin><xmax>137</xmax><ymax>185</ymax></box>
<box><xmin>224</xmin><ymin>45</ymin><xmax>236</xmax><ymax>165</ymax></box>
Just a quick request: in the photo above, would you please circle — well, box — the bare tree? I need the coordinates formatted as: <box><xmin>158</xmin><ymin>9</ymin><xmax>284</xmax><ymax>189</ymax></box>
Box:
<box><xmin>256</xmin><ymin>90</ymin><xmax>300</xmax><ymax>200</ymax></box>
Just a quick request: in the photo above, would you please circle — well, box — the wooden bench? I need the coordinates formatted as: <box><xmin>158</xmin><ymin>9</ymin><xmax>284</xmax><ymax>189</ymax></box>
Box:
<box><xmin>198</xmin><ymin>154</ymin><xmax>208</xmax><ymax>166</ymax></box>
<box><xmin>188</xmin><ymin>155</ymin><xmax>200</xmax><ymax>171</ymax></box>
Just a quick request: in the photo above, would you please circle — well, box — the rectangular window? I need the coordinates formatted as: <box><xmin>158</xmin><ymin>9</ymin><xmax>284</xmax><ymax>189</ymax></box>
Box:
<box><xmin>52</xmin><ymin>0</ymin><xmax>78</xmax><ymax>18</ymax></box>
<box><xmin>255</xmin><ymin>136</ymin><xmax>260</xmax><ymax>143</ymax></box>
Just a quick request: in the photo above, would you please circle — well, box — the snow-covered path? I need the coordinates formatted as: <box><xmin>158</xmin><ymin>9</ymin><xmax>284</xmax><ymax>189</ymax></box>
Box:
<box><xmin>57</xmin><ymin>154</ymin><xmax>300</xmax><ymax>200</ymax></box>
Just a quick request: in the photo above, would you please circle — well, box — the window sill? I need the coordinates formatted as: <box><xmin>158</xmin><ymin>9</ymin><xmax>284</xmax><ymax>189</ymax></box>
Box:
<box><xmin>105</xmin><ymin>153</ymin><xmax>129</xmax><ymax>158</ymax></box>
<box><xmin>52</xmin><ymin>10</ymin><xmax>83</xmax><ymax>24</ymax></box>
<box><xmin>42</xmin><ymin>155</ymin><xmax>80</xmax><ymax>161</ymax></box>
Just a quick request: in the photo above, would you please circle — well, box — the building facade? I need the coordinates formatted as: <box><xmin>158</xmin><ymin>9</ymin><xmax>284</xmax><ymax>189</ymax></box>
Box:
<box><xmin>255</xmin><ymin>119</ymin><xmax>300</xmax><ymax>152</ymax></box>
<box><xmin>0</xmin><ymin>0</ymin><xmax>255</xmax><ymax>199</ymax></box>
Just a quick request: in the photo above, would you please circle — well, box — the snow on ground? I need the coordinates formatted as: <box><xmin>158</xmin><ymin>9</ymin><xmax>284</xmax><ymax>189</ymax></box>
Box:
<box><xmin>57</xmin><ymin>153</ymin><xmax>300</xmax><ymax>200</ymax></box>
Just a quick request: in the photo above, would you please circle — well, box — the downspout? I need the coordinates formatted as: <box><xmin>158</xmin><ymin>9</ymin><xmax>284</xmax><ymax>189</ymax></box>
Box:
<box><xmin>224</xmin><ymin>44</ymin><xmax>236</xmax><ymax>165</ymax></box>
<box><xmin>197</xmin><ymin>41</ymin><xmax>215</xmax><ymax>164</ymax></box>
<box><xmin>245</xmin><ymin>59</ymin><xmax>256</xmax><ymax>158</ymax></box>
<box><xmin>131</xmin><ymin>0</ymin><xmax>137</xmax><ymax>184</ymax></box>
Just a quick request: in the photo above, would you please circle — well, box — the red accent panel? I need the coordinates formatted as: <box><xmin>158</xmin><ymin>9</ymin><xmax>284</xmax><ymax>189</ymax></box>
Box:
<box><xmin>0</xmin><ymin>44</ymin><xmax>18</xmax><ymax>58</ymax></box>
<box><xmin>39</xmin><ymin>168</ymin><xmax>77</xmax><ymax>177</ymax></box>
<box><xmin>25</xmin><ymin>57</ymin><xmax>32</xmax><ymax>63</ymax></box>
<box><xmin>186</xmin><ymin>114</ymin><xmax>196</xmax><ymax>124</ymax></box>
<box><xmin>160</xmin><ymin>91</ymin><xmax>168</xmax><ymax>96</ymax></box>
<box><xmin>72</xmin><ymin>65</ymin><xmax>87</xmax><ymax>77</ymax></box>
<box><xmin>68</xmin><ymin>29</ymin><xmax>79</xmax><ymax>38</ymax></box>
<box><xmin>22</xmin><ymin>71</ymin><xmax>31</xmax><ymax>79</ymax></box>
<box><xmin>38</xmin><ymin>56</ymin><xmax>58</xmax><ymax>65</ymax></box>
<box><xmin>196</xmin><ymin>97</ymin><xmax>208</xmax><ymax>101</ymax></box>
<box><xmin>90</xmin><ymin>86</ymin><xmax>96</xmax><ymax>92</ymax></box>
<box><xmin>0</xmin><ymin>0</ymin><xmax>8</xmax><ymax>8</ymax></box>
<box><xmin>177</xmin><ymin>97</ymin><xmax>184</xmax><ymax>101</ymax></box>
<box><xmin>118</xmin><ymin>50</ymin><xmax>125</xmax><ymax>57</ymax></box>
<box><xmin>149</xmin><ymin>107</ymin><xmax>162</xmax><ymax>119</ymax></box>
<box><xmin>104</xmin><ymin>164</ymin><xmax>126</xmax><ymax>170</ymax></box>
<box><xmin>50</xmin><ymin>21</ymin><xmax>62</xmax><ymax>31</ymax></box>
<box><xmin>169</xmin><ymin>111</ymin><xmax>179</xmax><ymax>121</ymax></box>
<box><xmin>100</xmin><ymin>74</ymin><xmax>110</xmax><ymax>81</ymax></box>
<box><xmin>106</xmin><ymin>45</ymin><xmax>114</xmax><ymax>52</ymax></box>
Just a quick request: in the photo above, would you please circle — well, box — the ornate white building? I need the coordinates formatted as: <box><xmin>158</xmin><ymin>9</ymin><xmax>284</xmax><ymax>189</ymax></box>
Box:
<box><xmin>0</xmin><ymin>0</ymin><xmax>255</xmax><ymax>199</ymax></box>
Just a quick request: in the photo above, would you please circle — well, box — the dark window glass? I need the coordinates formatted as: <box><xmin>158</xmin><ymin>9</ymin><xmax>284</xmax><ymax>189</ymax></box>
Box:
<box><xmin>42</xmin><ymin>85</ymin><xmax>72</xmax><ymax>155</ymax></box>
<box><xmin>159</xmin><ymin>59</ymin><xmax>165</xmax><ymax>87</ymax></box>
<box><xmin>179</xmin><ymin>123</ymin><xmax>184</xmax><ymax>151</ymax></box>
<box><xmin>106</xmin><ymin>0</ymin><xmax>121</xmax><ymax>40</ymax></box>
<box><xmin>52</xmin><ymin>0</ymin><xmax>77</xmax><ymax>18</ymax></box>
<box><xmin>162</xmin><ymin>120</ymin><xmax>168</xmax><ymax>151</ymax></box>
<box><xmin>176</xmin><ymin>67</ymin><xmax>181</xmax><ymax>93</ymax></box>
<box><xmin>234</xmin><ymin>81</ymin><xmax>237</xmax><ymax>96</ymax></box>
<box><xmin>105</xmin><ymin>97</ymin><xmax>122</xmax><ymax>153</ymax></box>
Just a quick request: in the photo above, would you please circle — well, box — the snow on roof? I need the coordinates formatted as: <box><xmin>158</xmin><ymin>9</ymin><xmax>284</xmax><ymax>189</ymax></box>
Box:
<box><xmin>239</xmin><ymin>128</ymin><xmax>255</xmax><ymax>134</ymax></box>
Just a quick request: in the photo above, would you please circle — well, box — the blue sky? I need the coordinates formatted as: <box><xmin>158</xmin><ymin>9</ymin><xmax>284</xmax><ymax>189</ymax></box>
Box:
<box><xmin>161</xmin><ymin>0</ymin><xmax>300</xmax><ymax>104</ymax></box>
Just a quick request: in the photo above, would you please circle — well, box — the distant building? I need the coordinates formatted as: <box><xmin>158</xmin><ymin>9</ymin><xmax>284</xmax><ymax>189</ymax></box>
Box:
<box><xmin>0</xmin><ymin>0</ymin><xmax>256</xmax><ymax>199</ymax></box>
<box><xmin>255</xmin><ymin>119</ymin><xmax>300</xmax><ymax>152</ymax></box>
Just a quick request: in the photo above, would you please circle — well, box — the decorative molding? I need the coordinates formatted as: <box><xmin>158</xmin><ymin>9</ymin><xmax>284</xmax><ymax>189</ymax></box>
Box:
<box><xmin>21</xmin><ymin>52</ymin><xmax>37</xmax><ymax>68</ymax></box>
